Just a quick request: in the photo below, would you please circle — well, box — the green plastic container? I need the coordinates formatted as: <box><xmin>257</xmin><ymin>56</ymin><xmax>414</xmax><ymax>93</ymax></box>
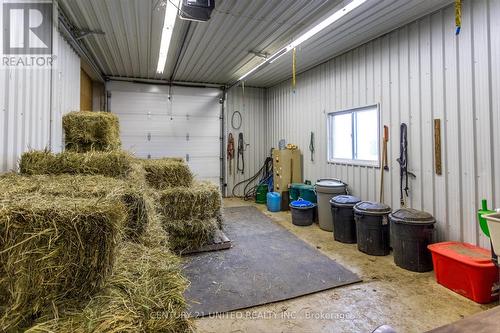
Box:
<box><xmin>299</xmin><ymin>185</ymin><xmax>317</xmax><ymax>203</ymax></box>
<box><xmin>478</xmin><ymin>199</ymin><xmax>495</xmax><ymax>237</ymax></box>
<box><xmin>256</xmin><ymin>184</ymin><xmax>268</xmax><ymax>204</ymax></box>
<box><xmin>289</xmin><ymin>183</ymin><xmax>317</xmax><ymax>203</ymax></box>
<box><xmin>289</xmin><ymin>183</ymin><xmax>307</xmax><ymax>201</ymax></box>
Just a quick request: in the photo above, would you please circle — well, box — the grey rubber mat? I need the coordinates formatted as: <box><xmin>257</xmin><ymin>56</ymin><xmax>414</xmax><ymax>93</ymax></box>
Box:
<box><xmin>183</xmin><ymin>206</ymin><xmax>361</xmax><ymax>317</ymax></box>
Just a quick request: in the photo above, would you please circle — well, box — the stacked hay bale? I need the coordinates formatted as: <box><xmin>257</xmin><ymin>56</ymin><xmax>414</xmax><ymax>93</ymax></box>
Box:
<box><xmin>0</xmin><ymin>192</ymin><xmax>126</xmax><ymax>330</ymax></box>
<box><xmin>19</xmin><ymin>149</ymin><xmax>136</xmax><ymax>179</ymax></box>
<box><xmin>0</xmin><ymin>174</ymin><xmax>149</xmax><ymax>240</ymax></box>
<box><xmin>0</xmin><ymin>111</ymin><xmax>193</xmax><ymax>332</ymax></box>
<box><xmin>140</xmin><ymin>159</ymin><xmax>223</xmax><ymax>253</ymax></box>
<box><xmin>25</xmin><ymin>242</ymin><xmax>191</xmax><ymax>333</ymax></box>
<box><xmin>63</xmin><ymin>111</ymin><xmax>121</xmax><ymax>152</ymax></box>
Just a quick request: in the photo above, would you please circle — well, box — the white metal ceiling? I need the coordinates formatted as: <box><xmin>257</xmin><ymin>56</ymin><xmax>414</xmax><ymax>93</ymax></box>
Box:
<box><xmin>58</xmin><ymin>0</ymin><xmax>453</xmax><ymax>87</ymax></box>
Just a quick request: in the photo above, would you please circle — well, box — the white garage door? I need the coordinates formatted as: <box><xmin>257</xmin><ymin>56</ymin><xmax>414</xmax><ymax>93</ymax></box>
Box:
<box><xmin>108</xmin><ymin>82</ymin><xmax>221</xmax><ymax>184</ymax></box>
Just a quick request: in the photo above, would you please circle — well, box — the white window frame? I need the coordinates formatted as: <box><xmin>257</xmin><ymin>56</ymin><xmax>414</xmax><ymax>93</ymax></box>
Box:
<box><xmin>327</xmin><ymin>104</ymin><xmax>380</xmax><ymax>167</ymax></box>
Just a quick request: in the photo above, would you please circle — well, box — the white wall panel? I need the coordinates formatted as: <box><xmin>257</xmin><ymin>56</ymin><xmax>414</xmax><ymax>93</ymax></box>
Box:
<box><xmin>0</xmin><ymin>9</ymin><xmax>80</xmax><ymax>172</ymax></box>
<box><xmin>226</xmin><ymin>87</ymin><xmax>267</xmax><ymax>197</ymax></box>
<box><xmin>52</xmin><ymin>32</ymin><xmax>81</xmax><ymax>153</ymax></box>
<box><xmin>266</xmin><ymin>0</ymin><xmax>499</xmax><ymax>247</ymax></box>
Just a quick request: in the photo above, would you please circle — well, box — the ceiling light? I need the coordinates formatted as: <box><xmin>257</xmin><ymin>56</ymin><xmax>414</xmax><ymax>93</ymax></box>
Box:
<box><xmin>236</xmin><ymin>0</ymin><xmax>367</xmax><ymax>82</ymax></box>
<box><xmin>156</xmin><ymin>0</ymin><xmax>180</xmax><ymax>74</ymax></box>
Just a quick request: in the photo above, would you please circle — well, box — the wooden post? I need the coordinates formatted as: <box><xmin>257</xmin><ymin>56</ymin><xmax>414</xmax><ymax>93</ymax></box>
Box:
<box><xmin>434</xmin><ymin>119</ymin><xmax>442</xmax><ymax>175</ymax></box>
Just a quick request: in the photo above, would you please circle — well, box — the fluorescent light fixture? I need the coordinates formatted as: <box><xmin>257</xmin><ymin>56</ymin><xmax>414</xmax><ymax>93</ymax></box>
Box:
<box><xmin>156</xmin><ymin>0</ymin><xmax>180</xmax><ymax>74</ymax></box>
<box><xmin>237</xmin><ymin>0</ymin><xmax>367</xmax><ymax>82</ymax></box>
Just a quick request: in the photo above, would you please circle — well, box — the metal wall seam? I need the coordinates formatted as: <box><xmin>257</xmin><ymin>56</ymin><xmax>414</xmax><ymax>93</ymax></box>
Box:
<box><xmin>265</xmin><ymin>0</ymin><xmax>498</xmax><ymax>247</ymax></box>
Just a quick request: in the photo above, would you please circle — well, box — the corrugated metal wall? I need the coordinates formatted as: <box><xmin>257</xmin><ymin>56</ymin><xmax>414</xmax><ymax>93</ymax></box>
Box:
<box><xmin>226</xmin><ymin>87</ymin><xmax>267</xmax><ymax>197</ymax></box>
<box><xmin>266</xmin><ymin>0</ymin><xmax>500</xmax><ymax>248</ymax></box>
<box><xmin>0</xmin><ymin>17</ymin><xmax>80</xmax><ymax>172</ymax></box>
<box><xmin>51</xmin><ymin>33</ymin><xmax>81</xmax><ymax>153</ymax></box>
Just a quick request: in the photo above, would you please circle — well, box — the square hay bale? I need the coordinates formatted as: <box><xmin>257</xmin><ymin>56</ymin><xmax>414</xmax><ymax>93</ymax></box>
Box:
<box><xmin>0</xmin><ymin>195</ymin><xmax>126</xmax><ymax>331</ymax></box>
<box><xmin>140</xmin><ymin>158</ymin><xmax>193</xmax><ymax>189</ymax></box>
<box><xmin>139</xmin><ymin>207</ymin><xmax>170</xmax><ymax>249</ymax></box>
<box><xmin>25</xmin><ymin>242</ymin><xmax>193</xmax><ymax>333</ymax></box>
<box><xmin>63</xmin><ymin>111</ymin><xmax>121</xmax><ymax>152</ymax></box>
<box><xmin>19</xmin><ymin>150</ymin><xmax>136</xmax><ymax>179</ymax></box>
<box><xmin>157</xmin><ymin>181</ymin><xmax>222</xmax><ymax>221</ymax></box>
<box><xmin>161</xmin><ymin>217</ymin><xmax>219</xmax><ymax>253</ymax></box>
<box><xmin>0</xmin><ymin>174</ymin><xmax>149</xmax><ymax>240</ymax></box>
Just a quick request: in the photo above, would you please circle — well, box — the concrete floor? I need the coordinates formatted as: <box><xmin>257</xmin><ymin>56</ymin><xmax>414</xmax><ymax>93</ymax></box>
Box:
<box><xmin>195</xmin><ymin>198</ymin><xmax>496</xmax><ymax>333</ymax></box>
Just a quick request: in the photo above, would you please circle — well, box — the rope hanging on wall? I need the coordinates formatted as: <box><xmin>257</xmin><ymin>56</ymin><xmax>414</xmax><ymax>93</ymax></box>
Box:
<box><xmin>455</xmin><ymin>0</ymin><xmax>462</xmax><ymax>35</ymax></box>
<box><xmin>309</xmin><ymin>131</ymin><xmax>315</xmax><ymax>162</ymax></box>
<box><xmin>227</xmin><ymin>132</ymin><xmax>235</xmax><ymax>175</ymax></box>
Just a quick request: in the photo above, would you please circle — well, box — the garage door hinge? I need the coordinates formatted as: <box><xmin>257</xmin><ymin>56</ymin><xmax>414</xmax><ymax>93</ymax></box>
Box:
<box><xmin>186</xmin><ymin>133</ymin><xmax>190</xmax><ymax>141</ymax></box>
<box><xmin>185</xmin><ymin>154</ymin><xmax>190</xmax><ymax>162</ymax></box>
<box><xmin>147</xmin><ymin>133</ymin><xmax>151</xmax><ymax>141</ymax></box>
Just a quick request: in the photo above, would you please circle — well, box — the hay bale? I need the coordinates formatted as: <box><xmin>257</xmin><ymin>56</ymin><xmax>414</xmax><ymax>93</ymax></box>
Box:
<box><xmin>63</xmin><ymin>111</ymin><xmax>121</xmax><ymax>152</ymax></box>
<box><xmin>140</xmin><ymin>158</ymin><xmax>193</xmax><ymax>189</ymax></box>
<box><xmin>26</xmin><ymin>242</ymin><xmax>193</xmax><ymax>333</ymax></box>
<box><xmin>139</xmin><ymin>206</ymin><xmax>170</xmax><ymax>249</ymax></box>
<box><xmin>156</xmin><ymin>181</ymin><xmax>222</xmax><ymax>253</ymax></box>
<box><xmin>0</xmin><ymin>174</ymin><xmax>149</xmax><ymax>240</ymax></box>
<box><xmin>0</xmin><ymin>195</ymin><xmax>126</xmax><ymax>331</ymax></box>
<box><xmin>19</xmin><ymin>150</ymin><xmax>135</xmax><ymax>179</ymax></box>
<box><xmin>161</xmin><ymin>217</ymin><xmax>219</xmax><ymax>253</ymax></box>
<box><xmin>158</xmin><ymin>181</ymin><xmax>222</xmax><ymax>221</ymax></box>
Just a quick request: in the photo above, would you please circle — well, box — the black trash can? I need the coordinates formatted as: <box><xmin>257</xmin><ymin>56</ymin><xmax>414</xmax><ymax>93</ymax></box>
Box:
<box><xmin>330</xmin><ymin>195</ymin><xmax>361</xmax><ymax>243</ymax></box>
<box><xmin>354</xmin><ymin>201</ymin><xmax>392</xmax><ymax>256</ymax></box>
<box><xmin>389</xmin><ymin>208</ymin><xmax>436</xmax><ymax>272</ymax></box>
<box><xmin>290</xmin><ymin>199</ymin><xmax>316</xmax><ymax>226</ymax></box>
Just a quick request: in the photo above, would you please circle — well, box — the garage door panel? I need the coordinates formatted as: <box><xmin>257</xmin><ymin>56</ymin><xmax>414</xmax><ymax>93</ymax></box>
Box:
<box><xmin>171</xmin><ymin>97</ymin><xmax>219</xmax><ymax>117</ymax></box>
<box><xmin>118</xmin><ymin>114</ymin><xmax>219</xmax><ymax>136</ymax></box>
<box><xmin>112</xmin><ymin>91</ymin><xmax>168</xmax><ymax>114</ymax></box>
<box><xmin>110</xmin><ymin>84</ymin><xmax>221</xmax><ymax>183</ymax></box>
<box><xmin>188</xmin><ymin>157</ymin><xmax>220</xmax><ymax>178</ymax></box>
<box><xmin>122</xmin><ymin>136</ymin><xmax>219</xmax><ymax>155</ymax></box>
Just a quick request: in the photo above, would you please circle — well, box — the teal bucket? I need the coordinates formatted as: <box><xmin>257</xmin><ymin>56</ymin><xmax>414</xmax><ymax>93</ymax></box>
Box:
<box><xmin>289</xmin><ymin>183</ymin><xmax>307</xmax><ymax>201</ymax></box>
<box><xmin>299</xmin><ymin>185</ymin><xmax>317</xmax><ymax>203</ymax></box>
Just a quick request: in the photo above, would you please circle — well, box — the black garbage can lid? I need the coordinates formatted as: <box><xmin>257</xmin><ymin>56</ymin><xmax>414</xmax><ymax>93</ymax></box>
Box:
<box><xmin>353</xmin><ymin>201</ymin><xmax>391</xmax><ymax>216</ymax></box>
<box><xmin>330</xmin><ymin>195</ymin><xmax>361</xmax><ymax>208</ymax></box>
<box><xmin>389</xmin><ymin>208</ymin><xmax>436</xmax><ymax>225</ymax></box>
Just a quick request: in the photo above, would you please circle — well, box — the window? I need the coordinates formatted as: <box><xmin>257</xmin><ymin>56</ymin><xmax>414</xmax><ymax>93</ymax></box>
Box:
<box><xmin>327</xmin><ymin>104</ymin><xmax>380</xmax><ymax>167</ymax></box>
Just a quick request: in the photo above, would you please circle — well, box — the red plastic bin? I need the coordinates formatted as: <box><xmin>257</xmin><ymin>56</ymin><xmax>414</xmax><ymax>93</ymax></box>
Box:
<box><xmin>428</xmin><ymin>242</ymin><xmax>499</xmax><ymax>304</ymax></box>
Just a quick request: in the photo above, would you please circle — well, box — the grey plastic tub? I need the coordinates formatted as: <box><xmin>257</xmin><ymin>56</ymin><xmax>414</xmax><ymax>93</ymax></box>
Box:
<box><xmin>315</xmin><ymin>179</ymin><xmax>347</xmax><ymax>231</ymax></box>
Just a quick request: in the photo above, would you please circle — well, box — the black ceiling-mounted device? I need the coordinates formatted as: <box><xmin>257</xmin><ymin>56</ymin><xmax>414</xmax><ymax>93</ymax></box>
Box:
<box><xmin>179</xmin><ymin>0</ymin><xmax>215</xmax><ymax>22</ymax></box>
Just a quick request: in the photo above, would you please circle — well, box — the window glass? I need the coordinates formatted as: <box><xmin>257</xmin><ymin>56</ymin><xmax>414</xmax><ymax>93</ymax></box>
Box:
<box><xmin>327</xmin><ymin>105</ymin><xmax>379</xmax><ymax>166</ymax></box>
<box><xmin>331</xmin><ymin>113</ymin><xmax>352</xmax><ymax>160</ymax></box>
<box><xmin>355</xmin><ymin>109</ymin><xmax>379</xmax><ymax>161</ymax></box>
